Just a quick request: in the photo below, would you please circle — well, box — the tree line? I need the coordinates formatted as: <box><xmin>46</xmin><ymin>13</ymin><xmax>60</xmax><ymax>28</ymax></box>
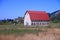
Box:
<box><xmin>0</xmin><ymin>17</ymin><xmax>24</xmax><ymax>25</ymax></box>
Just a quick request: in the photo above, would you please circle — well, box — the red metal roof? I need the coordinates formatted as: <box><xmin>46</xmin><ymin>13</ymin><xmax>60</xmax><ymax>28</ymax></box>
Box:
<box><xmin>26</xmin><ymin>10</ymin><xmax>50</xmax><ymax>21</ymax></box>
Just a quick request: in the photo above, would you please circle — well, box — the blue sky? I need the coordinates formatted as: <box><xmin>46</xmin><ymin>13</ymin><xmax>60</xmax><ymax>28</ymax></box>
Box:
<box><xmin>0</xmin><ymin>0</ymin><xmax>60</xmax><ymax>19</ymax></box>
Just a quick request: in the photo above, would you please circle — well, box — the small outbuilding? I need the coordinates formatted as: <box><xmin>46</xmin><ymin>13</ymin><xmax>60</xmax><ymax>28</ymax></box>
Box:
<box><xmin>24</xmin><ymin>10</ymin><xmax>50</xmax><ymax>26</ymax></box>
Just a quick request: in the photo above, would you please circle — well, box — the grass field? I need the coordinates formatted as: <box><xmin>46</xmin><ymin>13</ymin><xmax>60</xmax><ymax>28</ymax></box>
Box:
<box><xmin>0</xmin><ymin>23</ymin><xmax>60</xmax><ymax>40</ymax></box>
<box><xmin>0</xmin><ymin>23</ymin><xmax>60</xmax><ymax>35</ymax></box>
<box><xmin>0</xmin><ymin>23</ymin><xmax>60</xmax><ymax>28</ymax></box>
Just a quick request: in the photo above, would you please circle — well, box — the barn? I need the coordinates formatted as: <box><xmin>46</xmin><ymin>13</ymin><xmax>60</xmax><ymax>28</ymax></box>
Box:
<box><xmin>24</xmin><ymin>10</ymin><xmax>50</xmax><ymax>26</ymax></box>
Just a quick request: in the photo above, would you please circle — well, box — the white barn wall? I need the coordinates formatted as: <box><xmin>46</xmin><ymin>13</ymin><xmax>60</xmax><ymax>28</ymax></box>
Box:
<box><xmin>24</xmin><ymin>12</ymin><xmax>31</xmax><ymax>26</ymax></box>
<box><xmin>32</xmin><ymin>21</ymin><xmax>49</xmax><ymax>26</ymax></box>
<box><xmin>40</xmin><ymin>21</ymin><xmax>49</xmax><ymax>26</ymax></box>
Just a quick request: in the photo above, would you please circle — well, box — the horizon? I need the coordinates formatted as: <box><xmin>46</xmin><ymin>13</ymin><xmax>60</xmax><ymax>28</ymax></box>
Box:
<box><xmin>0</xmin><ymin>0</ymin><xmax>60</xmax><ymax>19</ymax></box>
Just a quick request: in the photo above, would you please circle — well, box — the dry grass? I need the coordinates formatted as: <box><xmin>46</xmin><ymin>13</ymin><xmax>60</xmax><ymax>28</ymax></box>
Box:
<box><xmin>0</xmin><ymin>29</ymin><xmax>60</xmax><ymax>40</ymax></box>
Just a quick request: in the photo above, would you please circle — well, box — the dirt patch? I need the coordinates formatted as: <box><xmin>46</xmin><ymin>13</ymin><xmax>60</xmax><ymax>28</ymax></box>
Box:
<box><xmin>0</xmin><ymin>35</ymin><xmax>15</xmax><ymax>40</ymax></box>
<box><xmin>0</xmin><ymin>33</ymin><xmax>60</xmax><ymax>40</ymax></box>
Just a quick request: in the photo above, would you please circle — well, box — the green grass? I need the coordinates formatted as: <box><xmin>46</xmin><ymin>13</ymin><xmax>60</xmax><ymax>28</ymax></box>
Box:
<box><xmin>0</xmin><ymin>23</ymin><xmax>60</xmax><ymax>35</ymax></box>
<box><xmin>0</xmin><ymin>23</ymin><xmax>60</xmax><ymax>28</ymax></box>
<box><xmin>50</xmin><ymin>23</ymin><xmax>60</xmax><ymax>28</ymax></box>
<box><xmin>0</xmin><ymin>23</ymin><xmax>24</xmax><ymax>28</ymax></box>
<box><xmin>0</xmin><ymin>28</ymin><xmax>46</xmax><ymax>35</ymax></box>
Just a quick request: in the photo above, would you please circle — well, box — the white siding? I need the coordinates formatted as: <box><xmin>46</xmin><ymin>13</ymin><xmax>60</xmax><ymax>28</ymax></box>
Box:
<box><xmin>40</xmin><ymin>21</ymin><xmax>49</xmax><ymax>26</ymax></box>
<box><xmin>31</xmin><ymin>21</ymin><xmax>49</xmax><ymax>26</ymax></box>
<box><xmin>24</xmin><ymin>12</ymin><xmax>31</xmax><ymax>26</ymax></box>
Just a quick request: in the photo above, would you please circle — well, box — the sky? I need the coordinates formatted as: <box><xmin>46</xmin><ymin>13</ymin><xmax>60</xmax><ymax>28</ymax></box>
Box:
<box><xmin>0</xmin><ymin>0</ymin><xmax>60</xmax><ymax>19</ymax></box>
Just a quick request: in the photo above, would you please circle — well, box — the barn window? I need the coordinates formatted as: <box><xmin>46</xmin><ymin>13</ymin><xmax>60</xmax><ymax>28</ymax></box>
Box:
<box><xmin>32</xmin><ymin>22</ymin><xmax>35</xmax><ymax>25</ymax></box>
<box><xmin>42</xmin><ymin>23</ymin><xmax>45</xmax><ymax>25</ymax></box>
<box><xmin>36</xmin><ymin>22</ymin><xmax>39</xmax><ymax>25</ymax></box>
<box><xmin>40</xmin><ymin>23</ymin><xmax>41</xmax><ymax>25</ymax></box>
<box><xmin>31</xmin><ymin>22</ymin><xmax>35</xmax><ymax>25</ymax></box>
<box><xmin>31</xmin><ymin>22</ymin><xmax>33</xmax><ymax>25</ymax></box>
<box><xmin>47</xmin><ymin>22</ymin><xmax>49</xmax><ymax>24</ymax></box>
<box><xmin>34</xmin><ymin>22</ymin><xmax>35</xmax><ymax>25</ymax></box>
